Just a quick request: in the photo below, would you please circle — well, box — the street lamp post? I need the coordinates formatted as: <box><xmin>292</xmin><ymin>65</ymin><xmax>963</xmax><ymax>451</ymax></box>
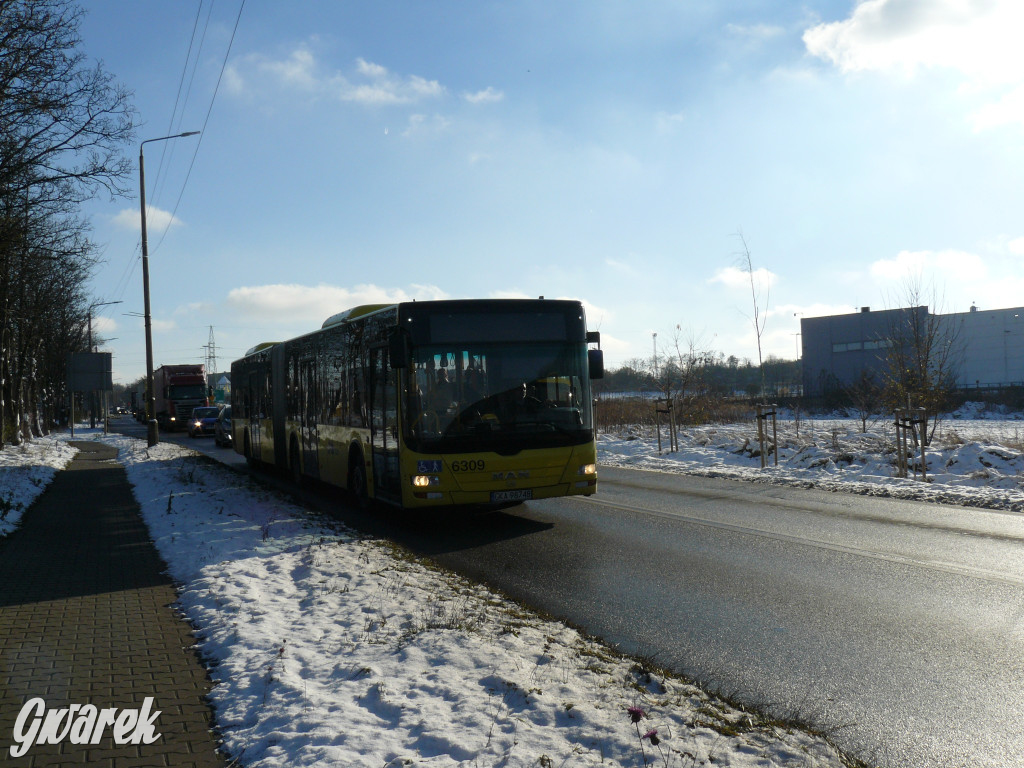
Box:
<box><xmin>140</xmin><ymin>131</ymin><xmax>200</xmax><ymax>446</ymax></box>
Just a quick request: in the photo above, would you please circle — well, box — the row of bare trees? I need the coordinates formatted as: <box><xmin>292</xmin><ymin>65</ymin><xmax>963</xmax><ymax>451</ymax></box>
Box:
<box><xmin>0</xmin><ymin>0</ymin><xmax>136</xmax><ymax>445</ymax></box>
<box><xmin>600</xmin><ymin>276</ymin><xmax>965</xmax><ymax>438</ymax></box>
<box><xmin>600</xmin><ymin>328</ymin><xmax>793</xmax><ymax>429</ymax></box>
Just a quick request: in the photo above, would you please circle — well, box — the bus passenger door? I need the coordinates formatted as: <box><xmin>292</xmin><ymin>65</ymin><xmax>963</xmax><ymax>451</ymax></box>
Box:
<box><xmin>369</xmin><ymin>346</ymin><xmax>400</xmax><ymax>501</ymax></box>
<box><xmin>299</xmin><ymin>357</ymin><xmax>320</xmax><ymax>479</ymax></box>
<box><xmin>248</xmin><ymin>371</ymin><xmax>261</xmax><ymax>458</ymax></box>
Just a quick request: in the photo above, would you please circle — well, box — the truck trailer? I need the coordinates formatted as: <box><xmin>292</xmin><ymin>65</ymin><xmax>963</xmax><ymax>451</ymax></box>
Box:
<box><xmin>152</xmin><ymin>364</ymin><xmax>208</xmax><ymax>431</ymax></box>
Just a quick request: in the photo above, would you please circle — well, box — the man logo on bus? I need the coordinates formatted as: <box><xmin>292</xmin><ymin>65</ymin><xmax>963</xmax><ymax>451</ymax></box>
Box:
<box><xmin>493</xmin><ymin>471</ymin><xmax>530</xmax><ymax>481</ymax></box>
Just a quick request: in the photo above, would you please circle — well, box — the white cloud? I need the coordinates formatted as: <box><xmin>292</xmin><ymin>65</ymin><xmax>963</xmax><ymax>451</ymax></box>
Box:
<box><xmin>572</xmin><ymin>297</ymin><xmax>613</xmax><ymax>328</ymax></box>
<box><xmin>1008</xmin><ymin>237</ymin><xmax>1024</xmax><ymax>256</ymax></box>
<box><xmin>596</xmin><ymin>332</ymin><xmax>631</xmax><ymax>363</ymax></box>
<box><xmin>225</xmin><ymin>283</ymin><xmax>449</xmax><ymax>325</ymax></box>
<box><xmin>402</xmin><ymin>113</ymin><xmax>451</xmax><ymax>137</ymax></box>
<box><xmin>710</xmin><ymin>265</ymin><xmax>779</xmax><ymax>291</ymax></box>
<box><xmin>355</xmin><ymin>58</ymin><xmax>389</xmax><ymax>80</ymax></box>
<box><xmin>869</xmin><ymin>249</ymin><xmax>928</xmax><ymax>281</ymax></box>
<box><xmin>803</xmin><ymin>0</ymin><xmax>1024</xmax><ymax>128</ymax></box>
<box><xmin>803</xmin><ymin>0</ymin><xmax>1023</xmax><ymax>82</ymax></box>
<box><xmin>227</xmin><ymin>45</ymin><xmax>445</xmax><ymax>106</ymax></box>
<box><xmin>225</xmin><ymin>46</ymin><xmax>319</xmax><ymax>97</ymax></box>
<box><xmin>111</xmin><ymin>206</ymin><xmax>182</xmax><ymax>232</ymax></box>
<box><xmin>463</xmin><ymin>86</ymin><xmax>504</xmax><ymax>104</ymax></box>
<box><xmin>869</xmin><ymin>248</ymin><xmax>987</xmax><ymax>282</ymax></box>
<box><xmin>228</xmin><ymin>286</ymin><xmax>611</xmax><ymax>333</ymax></box>
<box><xmin>332</xmin><ymin>59</ymin><xmax>444</xmax><ymax>105</ymax></box>
<box><xmin>263</xmin><ymin>47</ymin><xmax>319</xmax><ymax>90</ymax></box>
<box><xmin>91</xmin><ymin>315</ymin><xmax>118</xmax><ymax>334</ymax></box>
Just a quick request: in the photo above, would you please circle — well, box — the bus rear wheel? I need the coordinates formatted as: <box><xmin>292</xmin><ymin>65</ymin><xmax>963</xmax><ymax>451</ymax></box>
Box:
<box><xmin>290</xmin><ymin>439</ymin><xmax>303</xmax><ymax>487</ymax></box>
<box><xmin>349</xmin><ymin>454</ymin><xmax>368</xmax><ymax>510</ymax></box>
<box><xmin>244</xmin><ymin>433</ymin><xmax>258</xmax><ymax>469</ymax></box>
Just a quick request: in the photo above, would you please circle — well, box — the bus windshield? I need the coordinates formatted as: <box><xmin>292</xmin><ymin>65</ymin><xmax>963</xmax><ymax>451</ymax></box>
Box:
<box><xmin>404</xmin><ymin>341</ymin><xmax>593</xmax><ymax>453</ymax></box>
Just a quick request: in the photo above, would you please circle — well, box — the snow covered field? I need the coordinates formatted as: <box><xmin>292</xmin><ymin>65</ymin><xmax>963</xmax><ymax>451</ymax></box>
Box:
<box><xmin>2</xmin><ymin>408</ymin><xmax>1021</xmax><ymax>766</ymax></box>
<box><xmin>598</xmin><ymin>406</ymin><xmax>1024</xmax><ymax>513</ymax></box>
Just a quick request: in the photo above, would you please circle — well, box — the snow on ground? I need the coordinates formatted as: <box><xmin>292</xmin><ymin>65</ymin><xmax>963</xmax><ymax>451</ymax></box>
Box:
<box><xmin>598</xmin><ymin>407</ymin><xmax>1024</xmax><ymax>514</ymax></box>
<box><xmin>108</xmin><ymin>434</ymin><xmax>859</xmax><ymax>768</ymax></box>
<box><xmin>2</xmin><ymin>407</ymin><xmax>1021</xmax><ymax>767</ymax></box>
<box><xmin>0</xmin><ymin>436</ymin><xmax>77</xmax><ymax>537</ymax></box>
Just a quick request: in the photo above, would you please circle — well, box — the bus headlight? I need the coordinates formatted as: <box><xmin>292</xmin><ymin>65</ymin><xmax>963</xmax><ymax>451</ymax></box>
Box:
<box><xmin>412</xmin><ymin>475</ymin><xmax>440</xmax><ymax>487</ymax></box>
<box><xmin>577</xmin><ymin>463</ymin><xmax>596</xmax><ymax>475</ymax></box>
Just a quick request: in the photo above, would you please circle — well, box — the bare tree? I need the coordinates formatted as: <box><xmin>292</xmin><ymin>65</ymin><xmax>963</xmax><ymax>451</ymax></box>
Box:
<box><xmin>664</xmin><ymin>327</ymin><xmax>718</xmax><ymax>423</ymax></box>
<box><xmin>734</xmin><ymin>232</ymin><xmax>769</xmax><ymax>399</ymax></box>
<box><xmin>0</xmin><ymin>1</ymin><xmax>136</xmax><ymax>201</ymax></box>
<box><xmin>846</xmin><ymin>368</ymin><xmax>883</xmax><ymax>433</ymax></box>
<box><xmin>0</xmin><ymin>0</ymin><xmax>135</xmax><ymax>443</ymax></box>
<box><xmin>882</xmin><ymin>275</ymin><xmax>963</xmax><ymax>442</ymax></box>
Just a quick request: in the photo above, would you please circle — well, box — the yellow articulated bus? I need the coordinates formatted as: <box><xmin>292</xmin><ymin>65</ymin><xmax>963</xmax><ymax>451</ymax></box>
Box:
<box><xmin>230</xmin><ymin>299</ymin><xmax>604</xmax><ymax>510</ymax></box>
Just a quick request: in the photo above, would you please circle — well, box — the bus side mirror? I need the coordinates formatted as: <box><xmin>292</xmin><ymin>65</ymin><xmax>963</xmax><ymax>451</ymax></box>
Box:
<box><xmin>388</xmin><ymin>330</ymin><xmax>409</xmax><ymax>368</ymax></box>
<box><xmin>588</xmin><ymin>349</ymin><xmax>604</xmax><ymax>379</ymax></box>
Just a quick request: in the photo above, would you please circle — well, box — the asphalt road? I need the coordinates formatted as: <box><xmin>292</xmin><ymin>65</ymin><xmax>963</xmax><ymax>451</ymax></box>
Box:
<box><xmin>418</xmin><ymin>469</ymin><xmax>1024</xmax><ymax>768</ymax></box>
<box><xmin>109</xmin><ymin>419</ymin><xmax>1024</xmax><ymax>768</ymax></box>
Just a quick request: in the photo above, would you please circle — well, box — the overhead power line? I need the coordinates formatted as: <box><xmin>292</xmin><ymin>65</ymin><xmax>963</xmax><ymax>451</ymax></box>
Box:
<box><xmin>152</xmin><ymin>0</ymin><xmax>247</xmax><ymax>254</ymax></box>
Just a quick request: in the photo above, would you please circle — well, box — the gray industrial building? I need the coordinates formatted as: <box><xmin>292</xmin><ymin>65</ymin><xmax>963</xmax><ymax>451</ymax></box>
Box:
<box><xmin>801</xmin><ymin>305</ymin><xmax>1024</xmax><ymax>397</ymax></box>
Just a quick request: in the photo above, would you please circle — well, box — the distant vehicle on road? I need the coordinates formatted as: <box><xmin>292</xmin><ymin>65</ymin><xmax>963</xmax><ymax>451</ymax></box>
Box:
<box><xmin>154</xmin><ymin>364</ymin><xmax>209</xmax><ymax>431</ymax></box>
<box><xmin>214</xmin><ymin>406</ymin><xmax>232</xmax><ymax>447</ymax></box>
<box><xmin>189</xmin><ymin>406</ymin><xmax>220</xmax><ymax>438</ymax></box>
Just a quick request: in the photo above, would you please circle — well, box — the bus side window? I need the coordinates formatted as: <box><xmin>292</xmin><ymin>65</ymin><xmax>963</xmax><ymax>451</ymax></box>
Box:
<box><xmin>350</xmin><ymin>368</ymin><xmax>365</xmax><ymax>428</ymax></box>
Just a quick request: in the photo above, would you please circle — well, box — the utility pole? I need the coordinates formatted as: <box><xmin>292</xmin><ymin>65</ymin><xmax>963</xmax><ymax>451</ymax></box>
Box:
<box><xmin>203</xmin><ymin>325</ymin><xmax>218</xmax><ymax>374</ymax></box>
<box><xmin>141</xmin><ymin>130</ymin><xmax>200</xmax><ymax>446</ymax></box>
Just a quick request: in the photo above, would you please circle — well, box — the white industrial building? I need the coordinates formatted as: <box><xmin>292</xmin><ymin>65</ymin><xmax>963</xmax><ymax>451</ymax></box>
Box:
<box><xmin>800</xmin><ymin>305</ymin><xmax>1024</xmax><ymax>397</ymax></box>
<box><xmin>946</xmin><ymin>306</ymin><xmax>1024</xmax><ymax>389</ymax></box>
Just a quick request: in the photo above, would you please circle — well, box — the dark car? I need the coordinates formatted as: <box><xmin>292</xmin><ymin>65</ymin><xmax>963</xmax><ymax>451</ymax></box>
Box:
<box><xmin>189</xmin><ymin>406</ymin><xmax>220</xmax><ymax>438</ymax></box>
<box><xmin>214</xmin><ymin>406</ymin><xmax>233</xmax><ymax>447</ymax></box>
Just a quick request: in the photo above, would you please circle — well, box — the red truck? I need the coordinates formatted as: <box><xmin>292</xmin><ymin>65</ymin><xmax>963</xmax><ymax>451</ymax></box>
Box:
<box><xmin>153</xmin><ymin>364</ymin><xmax>209</xmax><ymax>431</ymax></box>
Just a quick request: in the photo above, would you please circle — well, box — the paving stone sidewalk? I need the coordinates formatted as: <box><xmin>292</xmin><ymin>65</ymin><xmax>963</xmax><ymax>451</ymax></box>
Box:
<box><xmin>0</xmin><ymin>440</ymin><xmax>226</xmax><ymax>767</ymax></box>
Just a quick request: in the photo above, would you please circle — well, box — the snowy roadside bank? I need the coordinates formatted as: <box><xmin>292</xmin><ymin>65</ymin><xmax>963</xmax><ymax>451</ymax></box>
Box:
<box><xmin>0</xmin><ymin>436</ymin><xmax>77</xmax><ymax>537</ymax></box>
<box><xmin>1</xmin><ymin>429</ymin><xmax>867</xmax><ymax>767</ymax></box>
<box><xmin>597</xmin><ymin>414</ymin><xmax>1024</xmax><ymax>514</ymax></box>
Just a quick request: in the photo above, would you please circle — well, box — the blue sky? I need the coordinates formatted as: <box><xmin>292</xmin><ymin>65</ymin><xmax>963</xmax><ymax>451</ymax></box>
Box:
<box><xmin>78</xmin><ymin>1</ymin><xmax>1024</xmax><ymax>384</ymax></box>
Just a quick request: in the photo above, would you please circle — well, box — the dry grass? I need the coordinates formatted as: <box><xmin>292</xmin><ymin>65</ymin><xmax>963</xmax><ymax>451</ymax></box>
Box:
<box><xmin>595</xmin><ymin>396</ymin><xmax>753</xmax><ymax>433</ymax></box>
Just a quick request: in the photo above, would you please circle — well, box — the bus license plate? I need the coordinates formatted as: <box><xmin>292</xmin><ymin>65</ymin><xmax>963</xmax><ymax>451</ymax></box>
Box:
<box><xmin>491</xmin><ymin>489</ymin><xmax>533</xmax><ymax>503</ymax></box>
